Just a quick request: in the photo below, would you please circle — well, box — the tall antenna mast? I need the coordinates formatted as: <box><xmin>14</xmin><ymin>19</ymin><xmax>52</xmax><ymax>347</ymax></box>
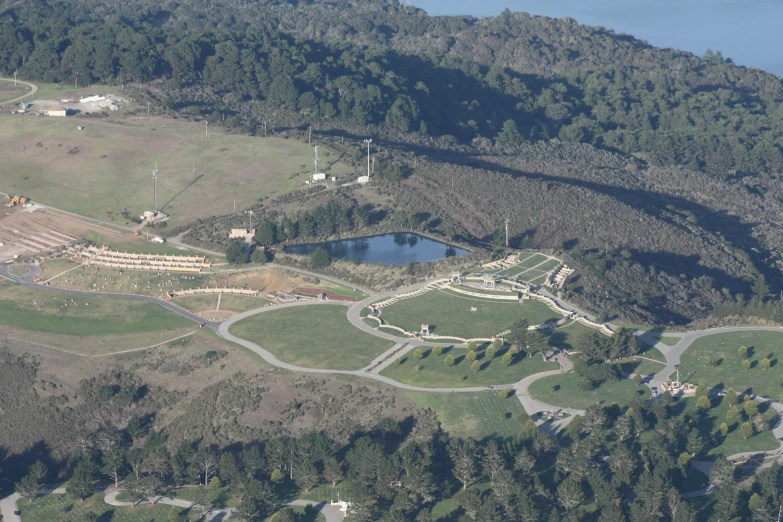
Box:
<box><xmin>314</xmin><ymin>145</ymin><xmax>320</xmax><ymax>174</ymax></box>
<box><xmin>245</xmin><ymin>210</ymin><xmax>254</xmax><ymax>231</ymax></box>
<box><xmin>363</xmin><ymin>139</ymin><xmax>372</xmax><ymax>179</ymax></box>
<box><xmin>505</xmin><ymin>218</ymin><xmax>510</xmax><ymax>247</ymax></box>
<box><xmin>152</xmin><ymin>163</ymin><xmax>158</xmax><ymax>213</ymax></box>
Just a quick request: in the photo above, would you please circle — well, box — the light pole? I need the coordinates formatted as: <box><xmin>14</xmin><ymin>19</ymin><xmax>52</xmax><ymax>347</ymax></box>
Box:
<box><xmin>152</xmin><ymin>164</ymin><xmax>158</xmax><ymax>213</ymax></box>
<box><xmin>13</xmin><ymin>71</ymin><xmax>17</xmax><ymax>88</ymax></box>
<box><xmin>363</xmin><ymin>139</ymin><xmax>372</xmax><ymax>178</ymax></box>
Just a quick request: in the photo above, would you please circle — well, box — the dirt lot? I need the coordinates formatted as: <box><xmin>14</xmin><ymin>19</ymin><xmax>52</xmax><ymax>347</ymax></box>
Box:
<box><xmin>0</xmin><ymin>204</ymin><xmax>124</xmax><ymax>262</ymax></box>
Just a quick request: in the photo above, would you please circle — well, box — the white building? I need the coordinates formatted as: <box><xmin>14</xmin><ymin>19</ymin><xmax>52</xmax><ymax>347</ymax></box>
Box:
<box><xmin>229</xmin><ymin>228</ymin><xmax>256</xmax><ymax>239</ymax></box>
<box><xmin>357</xmin><ymin>175</ymin><xmax>370</xmax><ymax>184</ymax></box>
<box><xmin>312</xmin><ymin>173</ymin><xmax>327</xmax><ymax>181</ymax></box>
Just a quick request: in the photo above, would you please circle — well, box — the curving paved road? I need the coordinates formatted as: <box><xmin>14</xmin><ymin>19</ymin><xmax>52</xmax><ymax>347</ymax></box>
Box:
<box><xmin>1</xmin><ymin>488</ymin><xmax>343</xmax><ymax>522</ymax></box>
<box><xmin>8</xmin><ymin>260</ymin><xmax>783</xmax><ymax>499</ymax></box>
<box><xmin>0</xmin><ymin>77</ymin><xmax>37</xmax><ymax>105</ymax></box>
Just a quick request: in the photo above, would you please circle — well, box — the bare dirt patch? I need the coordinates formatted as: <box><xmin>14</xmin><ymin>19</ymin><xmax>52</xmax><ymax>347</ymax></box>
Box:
<box><xmin>1</xmin><ymin>330</ymin><xmax>417</xmax><ymax>450</ymax></box>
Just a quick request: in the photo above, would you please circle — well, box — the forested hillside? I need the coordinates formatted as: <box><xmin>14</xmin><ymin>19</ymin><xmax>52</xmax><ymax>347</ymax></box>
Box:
<box><xmin>2</xmin><ymin>0</ymin><xmax>783</xmax><ymax>176</ymax></box>
<box><xmin>2</xmin><ymin>0</ymin><xmax>783</xmax><ymax>326</ymax></box>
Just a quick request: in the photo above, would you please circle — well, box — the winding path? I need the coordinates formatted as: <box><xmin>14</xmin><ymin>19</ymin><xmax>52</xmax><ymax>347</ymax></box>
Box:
<box><xmin>0</xmin><ymin>488</ymin><xmax>343</xmax><ymax>522</ymax></box>
<box><xmin>6</xmin><ymin>261</ymin><xmax>783</xmax><ymax>498</ymax></box>
<box><xmin>0</xmin><ymin>77</ymin><xmax>37</xmax><ymax>105</ymax></box>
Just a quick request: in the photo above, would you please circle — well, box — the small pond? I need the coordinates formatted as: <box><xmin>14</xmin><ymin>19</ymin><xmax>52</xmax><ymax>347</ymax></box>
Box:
<box><xmin>284</xmin><ymin>233</ymin><xmax>469</xmax><ymax>265</ymax></box>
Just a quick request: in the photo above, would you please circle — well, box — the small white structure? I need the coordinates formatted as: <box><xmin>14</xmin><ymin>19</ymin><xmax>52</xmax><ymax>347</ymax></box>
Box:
<box><xmin>312</xmin><ymin>173</ymin><xmax>327</xmax><ymax>181</ymax></box>
<box><xmin>357</xmin><ymin>175</ymin><xmax>370</xmax><ymax>184</ymax></box>
<box><xmin>229</xmin><ymin>228</ymin><xmax>255</xmax><ymax>240</ymax></box>
<box><xmin>80</xmin><ymin>95</ymin><xmax>105</xmax><ymax>103</ymax></box>
<box><xmin>150</xmin><ymin>236</ymin><xmax>165</xmax><ymax>244</ymax></box>
<box><xmin>140</xmin><ymin>210</ymin><xmax>168</xmax><ymax>225</ymax></box>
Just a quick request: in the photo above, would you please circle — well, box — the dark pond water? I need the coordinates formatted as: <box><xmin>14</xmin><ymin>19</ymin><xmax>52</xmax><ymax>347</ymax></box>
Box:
<box><xmin>284</xmin><ymin>233</ymin><xmax>469</xmax><ymax>265</ymax></box>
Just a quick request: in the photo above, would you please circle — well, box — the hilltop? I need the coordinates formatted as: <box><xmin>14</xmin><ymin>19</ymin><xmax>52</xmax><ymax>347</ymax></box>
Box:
<box><xmin>2</xmin><ymin>0</ymin><xmax>783</xmax><ymax>326</ymax></box>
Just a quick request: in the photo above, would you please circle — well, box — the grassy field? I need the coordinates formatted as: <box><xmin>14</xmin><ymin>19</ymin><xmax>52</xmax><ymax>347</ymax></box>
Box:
<box><xmin>528</xmin><ymin>373</ymin><xmax>651</xmax><ymax>410</ymax></box>
<box><xmin>45</xmin><ymin>264</ymin><xmax>210</xmax><ymax>297</ymax></box>
<box><xmin>676</xmin><ymin>331</ymin><xmax>783</xmax><ymax>397</ymax></box>
<box><xmin>38</xmin><ymin>258</ymin><xmax>81</xmax><ymax>279</ymax></box>
<box><xmin>18</xmin><ymin>491</ymin><xmax>189</xmax><ymax>522</ymax></box>
<box><xmin>381</xmin><ymin>346</ymin><xmax>558</xmax><ymax>387</ymax></box>
<box><xmin>8</xmin><ymin>265</ymin><xmax>31</xmax><ymax>276</ymax></box>
<box><xmin>171</xmin><ymin>294</ymin><xmax>267</xmax><ymax>314</ymax></box>
<box><xmin>674</xmin><ymin>396</ymin><xmax>779</xmax><ymax>457</ymax></box>
<box><xmin>229</xmin><ymin>305</ymin><xmax>395</xmax><ymax>370</ymax></box>
<box><xmin>0</xmin><ymin>78</ymin><xmax>33</xmax><ymax>104</ymax></box>
<box><xmin>406</xmin><ymin>390</ymin><xmax>530</xmax><ymax>440</ymax></box>
<box><xmin>0</xmin><ymin>112</ymin><xmax>354</xmax><ymax>228</ymax></box>
<box><xmin>316</xmin><ymin>280</ymin><xmax>368</xmax><ymax>300</ymax></box>
<box><xmin>619</xmin><ymin>349</ymin><xmax>668</xmax><ymax>377</ymax></box>
<box><xmin>1</xmin><ymin>327</ymin><xmax>195</xmax><ymax>356</ymax></box>
<box><xmin>0</xmin><ymin>281</ymin><xmax>192</xmax><ymax>335</ymax></box>
<box><xmin>380</xmin><ymin>290</ymin><xmax>561</xmax><ymax>339</ymax></box>
<box><xmin>84</xmin><ymin>230</ymin><xmax>215</xmax><ymax>257</ymax></box>
<box><xmin>546</xmin><ymin>321</ymin><xmax>596</xmax><ymax>351</ymax></box>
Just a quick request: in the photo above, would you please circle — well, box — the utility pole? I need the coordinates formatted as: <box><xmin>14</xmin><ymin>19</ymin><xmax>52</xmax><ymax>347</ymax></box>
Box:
<box><xmin>363</xmin><ymin>139</ymin><xmax>372</xmax><ymax>178</ymax></box>
<box><xmin>262</xmin><ymin>121</ymin><xmax>267</xmax><ymax>137</ymax></box>
<box><xmin>205</xmin><ymin>120</ymin><xmax>209</xmax><ymax>138</ymax></box>
<box><xmin>245</xmin><ymin>210</ymin><xmax>254</xmax><ymax>231</ymax></box>
<box><xmin>308</xmin><ymin>125</ymin><xmax>312</xmax><ymax>143</ymax></box>
<box><xmin>505</xmin><ymin>218</ymin><xmax>510</xmax><ymax>247</ymax></box>
<box><xmin>371</xmin><ymin>156</ymin><xmax>375</xmax><ymax>174</ymax></box>
<box><xmin>74</xmin><ymin>72</ymin><xmax>79</xmax><ymax>91</ymax></box>
<box><xmin>13</xmin><ymin>71</ymin><xmax>17</xmax><ymax>88</ymax></box>
<box><xmin>147</xmin><ymin>102</ymin><xmax>150</xmax><ymax>117</ymax></box>
<box><xmin>152</xmin><ymin>163</ymin><xmax>158</xmax><ymax>213</ymax></box>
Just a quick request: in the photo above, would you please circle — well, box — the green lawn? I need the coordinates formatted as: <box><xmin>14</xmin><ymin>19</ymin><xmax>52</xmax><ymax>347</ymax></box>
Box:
<box><xmin>85</xmin><ymin>231</ymin><xmax>212</xmax><ymax>257</ymax></box>
<box><xmin>8</xmin><ymin>265</ymin><xmax>32</xmax><ymax>276</ymax></box>
<box><xmin>528</xmin><ymin>373</ymin><xmax>651</xmax><ymax>410</ymax></box>
<box><xmin>496</xmin><ymin>253</ymin><xmax>548</xmax><ymax>276</ymax></box>
<box><xmin>546</xmin><ymin>321</ymin><xmax>597</xmax><ymax>351</ymax></box>
<box><xmin>619</xmin><ymin>350</ymin><xmax>667</xmax><ymax>377</ymax></box>
<box><xmin>39</xmin><ymin>258</ymin><xmax>81</xmax><ymax>279</ymax></box>
<box><xmin>0</xmin><ymin>78</ymin><xmax>33</xmax><ymax>103</ymax></box>
<box><xmin>381</xmin><ymin>346</ymin><xmax>558</xmax><ymax>387</ymax></box>
<box><xmin>229</xmin><ymin>305</ymin><xmax>395</xmax><ymax>370</ymax></box>
<box><xmin>171</xmin><ymin>294</ymin><xmax>266</xmax><ymax>314</ymax></box>
<box><xmin>0</xmin><ymin>281</ymin><xmax>192</xmax><ymax>335</ymax></box>
<box><xmin>18</xmin><ymin>491</ymin><xmax>189</xmax><ymax>522</ymax></box>
<box><xmin>380</xmin><ymin>290</ymin><xmax>561</xmax><ymax>339</ymax></box>
<box><xmin>0</xmin><ymin>112</ymin><xmax>353</xmax><ymax>228</ymax></box>
<box><xmin>674</xmin><ymin>395</ymin><xmax>779</xmax><ymax>458</ymax></box>
<box><xmin>406</xmin><ymin>390</ymin><xmax>530</xmax><ymax>440</ymax></box>
<box><xmin>377</xmin><ymin>326</ymin><xmax>410</xmax><ymax>338</ymax></box>
<box><xmin>676</xmin><ymin>331</ymin><xmax>783</xmax><ymax>397</ymax></box>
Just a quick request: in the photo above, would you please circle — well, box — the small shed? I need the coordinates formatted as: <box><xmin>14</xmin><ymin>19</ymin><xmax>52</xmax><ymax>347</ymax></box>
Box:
<box><xmin>312</xmin><ymin>173</ymin><xmax>327</xmax><ymax>181</ymax></box>
<box><xmin>357</xmin><ymin>175</ymin><xmax>370</xmax><ymax>184</ymax></box>
<box><xmin>48</xmin><ymin>108</ymin><xmax>69</xmax><ymax>117</ymax></box>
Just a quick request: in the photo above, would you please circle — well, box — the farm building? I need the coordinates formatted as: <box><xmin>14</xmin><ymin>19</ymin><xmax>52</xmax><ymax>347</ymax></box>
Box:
<box><xmin>229</xmin><ymin>228</ymin><xmax>255</xmax><ymax>239</ymax></box>
<box><xmin>47</xmin><ymin>108</ymin><xmax>69</xmax><ymax>117</ymax></box>
<box><xmin>357</xmin><ymin>175</ymin><xmax>370</xmax><ymax>184</ymax></box>
<box><xmin>312</xmin><ymin>173</ymin><xmax>327</xmax><ymax>181</ymax></box>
